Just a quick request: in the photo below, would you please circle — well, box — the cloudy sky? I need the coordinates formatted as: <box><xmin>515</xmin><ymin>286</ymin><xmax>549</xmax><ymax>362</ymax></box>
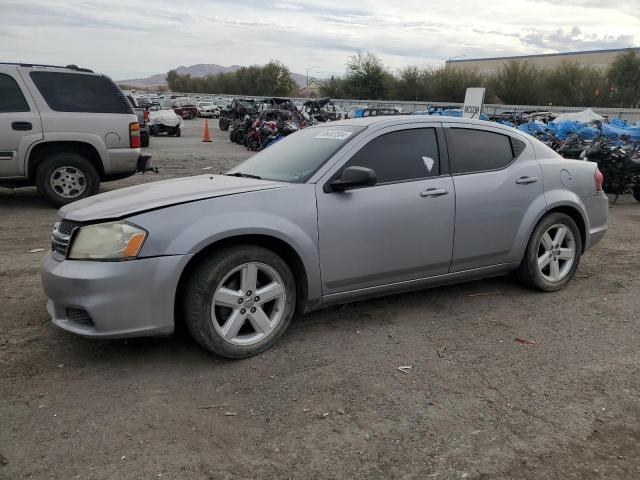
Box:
<box><xmin>1</xmin><ymin>0</ymin><xmax>639</xmax><ymax>80</ymax></box>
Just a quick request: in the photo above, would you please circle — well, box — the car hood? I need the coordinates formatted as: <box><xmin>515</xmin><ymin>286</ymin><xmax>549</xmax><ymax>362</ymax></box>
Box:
<box><xmin>59</xmin><ymin>174</ymin><xmax>287</xmax><ymax>221</ymax></box>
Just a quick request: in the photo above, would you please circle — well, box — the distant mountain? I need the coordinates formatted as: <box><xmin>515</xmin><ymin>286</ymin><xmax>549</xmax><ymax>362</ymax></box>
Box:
<box><xmin>118</xmin><ymin>63</ymin><xmax>313</xmax><ymax>88</ymax></box>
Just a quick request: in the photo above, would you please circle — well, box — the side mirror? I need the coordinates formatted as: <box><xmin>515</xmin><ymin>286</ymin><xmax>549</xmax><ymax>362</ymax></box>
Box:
<box><xmin>328</xmin><ymin>166</ymin><xmax>377</xmax><ymax>192</ymax></box>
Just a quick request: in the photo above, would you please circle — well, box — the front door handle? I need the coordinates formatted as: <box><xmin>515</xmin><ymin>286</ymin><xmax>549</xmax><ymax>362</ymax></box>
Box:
<box><xmin>420</xmin><ymin>187</ymin><xmax>449</xmax><ymax>197</ymax></box>
<box><xmin>11</xmin><ymin>121</ymin><xmax>32</xmax><ymax>131</ymax></box>
<box><xmin>516</xmin><ymin>176</ymin><xmax>538</xmax><ymax>185</ymax></box>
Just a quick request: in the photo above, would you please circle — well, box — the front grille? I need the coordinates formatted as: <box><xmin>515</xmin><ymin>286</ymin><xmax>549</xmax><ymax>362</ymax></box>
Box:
<box><xmin>52</xmin><ymin>220</ymin><xmax>83</xmax><ymax>257</ymax></box>
<box><xmin>66</xmin><ymin>308</ymin><xmax>94</xmax><ymax>327</ymax></box>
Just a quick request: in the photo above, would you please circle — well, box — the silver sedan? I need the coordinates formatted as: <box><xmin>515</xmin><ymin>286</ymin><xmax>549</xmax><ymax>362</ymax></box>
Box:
<box><xmin>41</xmin><ymin>116</ymin><xmax>608</xmax><ymax>358</ymax></box>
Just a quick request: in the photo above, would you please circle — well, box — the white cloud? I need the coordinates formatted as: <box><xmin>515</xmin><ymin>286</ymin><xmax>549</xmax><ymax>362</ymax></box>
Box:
<box><xmin>0</xmin><ymin>0</ymin><xmax>638</xmax><ymax>79</ymax></box>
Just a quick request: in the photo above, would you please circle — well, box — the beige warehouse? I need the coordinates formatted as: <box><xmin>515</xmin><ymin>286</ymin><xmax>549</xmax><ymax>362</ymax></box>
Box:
<box><xmin>447</xmin><ymin>47</ymin><xmax>640</xmax><ymax>75</ymax></box>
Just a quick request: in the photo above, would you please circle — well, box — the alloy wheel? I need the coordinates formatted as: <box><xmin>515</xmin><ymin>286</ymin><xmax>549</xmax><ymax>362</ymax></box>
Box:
<box><xmin>211</xmin><ymin>262</ymin><xmax>286</xmax><ymax>346</ymax></box>
<box><xmin>537</xmin><ymin>223</ymin><xmax>576</xmax><ymax>282</ymax></box>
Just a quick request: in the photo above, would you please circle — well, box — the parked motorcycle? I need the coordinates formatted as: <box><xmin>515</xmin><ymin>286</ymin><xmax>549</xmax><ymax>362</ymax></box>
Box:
<box><xmin>583</xmin><ymin>135</ymin><xmax>640</xmax><ymax>202</ymax></box>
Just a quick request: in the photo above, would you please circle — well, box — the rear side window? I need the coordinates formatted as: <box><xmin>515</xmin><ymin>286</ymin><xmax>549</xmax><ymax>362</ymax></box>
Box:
<box><xmin>344</xmin><ymin>128</ymin><xmax>440</xmax><ymax>184</ymax></box>
<box><xmin>0</xmin><ymin>74</ymin><xmax>29</xmax><ymax>113</ymax></box>
<box><xmin>30</xmin><ymin>72</ymin><xmax>133</xmax><ymax>114</ymax></box>
<box><xmin>447</xmin><ymin>128</ymin><xmax>515</xmax><ymax>174</ymax></box>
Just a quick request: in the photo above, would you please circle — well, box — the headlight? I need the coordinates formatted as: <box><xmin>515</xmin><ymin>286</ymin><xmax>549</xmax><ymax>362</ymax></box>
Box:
<box><xmin>68</xmin><ymin>222</ymin><xmax>147</xmax><ymax>260</ymax></box>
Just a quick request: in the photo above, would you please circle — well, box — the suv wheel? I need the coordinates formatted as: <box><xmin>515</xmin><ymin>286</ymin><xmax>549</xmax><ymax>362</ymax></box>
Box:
<box><xmin>183</xmin><ymin>245</ymin><xmax>296</xmax><ymax>359</ymax></box>
<box><xmin>515</xmin><ymin>212</ymin><xmax>582</xmax><ymax>292</ymax></box>
<box><xmin>35</xmin><ymin>153</ymin><xmax>100</xmax><ymax>207</ymax></box>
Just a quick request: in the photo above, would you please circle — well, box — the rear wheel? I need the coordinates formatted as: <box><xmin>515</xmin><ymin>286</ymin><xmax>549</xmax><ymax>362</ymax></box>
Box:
<box><xmin>183</xmin><ymin>245</ymin><xmax>296</xmax><ymax>358</ymax></box>
<box><xmin>174</xmin><ymin>127</ymin><xmax>181</xmax><ymax>137</ymax></box>
<box><xmin>515</xmin><ymin>212</ymin><xmax>582</xmax><ymax>291</ymax></box>
<box><xmin>35</xmin><ymin>153</ymin><xmax>100</xmax><ymax>207</ymax></box>
<box><xmin>219</xmin><ymin>117</ymin><xmax>230</xmax><ymax>131</ymax></box>
<box><xmin>632</xmin><ymin>186</ymin><xmax>640</xmax><ymax>203</ymax></box>
<box><xmin>189</xmin><ymin>111</ymin><xmax>196</xmax><ymax>120</ymax></box>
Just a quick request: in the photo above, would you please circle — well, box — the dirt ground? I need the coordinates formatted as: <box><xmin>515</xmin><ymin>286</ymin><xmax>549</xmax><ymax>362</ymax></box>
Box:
<box><xmin>1</xmin><ymin>119</ymin><xmax>639</xmax><ymax>480</ymax></box>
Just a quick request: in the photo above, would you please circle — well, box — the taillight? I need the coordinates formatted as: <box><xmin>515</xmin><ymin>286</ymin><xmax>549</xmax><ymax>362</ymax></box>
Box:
<box><xmin>129</xmin><ymin>122</ymin><xmax>141</xmax><ymax>148</ymax></box>
<box><xmin>594</xmin><ymin>167</ymin><xmax>604</xmax><ymax>192</ymax></box>
<box><xmin>143</xmin><ymin>110</ymin><xmax>149</xmax><ymax>123</ymax></box>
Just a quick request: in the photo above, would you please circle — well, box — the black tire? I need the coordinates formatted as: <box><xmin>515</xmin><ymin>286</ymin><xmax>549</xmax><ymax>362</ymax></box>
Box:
<box><xmin>514</xmin><ymin>212</ymin><xmax>582</xmax><ymax>292</ymax></box>
<box><xmin>35</xmin><ymin>153</ymin><xmax>100</xmax><ymax>207</ymax></box>
<box><xmin>174</xmin><ymin>127</ymin><xmax>181</xmax><ymax>137</ymax></box>
<box><xmin>219</xmin><ymin>117</ymin><xmax>230</xmax><ymax>131</ymax></box>
<box><xmin>183</xmin><ymin>245</ymin><xmax>297</xmax><ymax>359</ymax></box>
<box><xmin>150</xmin><ymin>124</ymin><xmax>158</xmax><ymax>137</ymax></box>
<box><xmin>140</xmin><ymin>131</ymin><xmax>150</xmax><ymax>148</ymax></box>
<box><xmin>189</xmin><ymin>111</ymin><xmax>196</xmax><ymax>120</ymax></box>
<box><xmin>632</xmin><ymin>186</ymin><xmax>640</xmax><ymax>203</ymax></box>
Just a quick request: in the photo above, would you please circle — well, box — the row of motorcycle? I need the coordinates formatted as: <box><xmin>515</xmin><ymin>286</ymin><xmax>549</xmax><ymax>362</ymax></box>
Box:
<box><xmin>533</xmin><ymin>123</ymin><xmax>640</xmax><ymax>203</ymax></box>
<box><xmin>218</xmin><ymin>97</ymin><xmax>339</xmax><ymax>152</ymax></box>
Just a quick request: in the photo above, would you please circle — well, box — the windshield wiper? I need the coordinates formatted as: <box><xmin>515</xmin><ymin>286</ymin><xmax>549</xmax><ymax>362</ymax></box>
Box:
<box><xmin>225</xmin><ymin>172</ymin><xmax>262</xmax><ymax>180</ymax></box>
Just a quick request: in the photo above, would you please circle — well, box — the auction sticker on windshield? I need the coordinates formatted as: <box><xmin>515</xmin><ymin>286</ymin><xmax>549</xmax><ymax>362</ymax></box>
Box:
<box><xmin>315</xmin><ymin>131</ymin><xmax>353</xmax><ymax>140</ymax></box>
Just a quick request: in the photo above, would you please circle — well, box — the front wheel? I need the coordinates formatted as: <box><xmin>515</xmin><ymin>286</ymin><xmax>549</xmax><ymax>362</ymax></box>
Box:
<box><xmin>632</xmin><ymin>186</ymin><xmax>640</xmax><ymax>203</ymax></box>
<box><xmin>183</xmin><ymin>245</ymin><xmax>296</xmax><ymax>358</ymax></box>
<box><xmin>514</xmin><ymin>212</ymin><xmax>582</xmax><ymax>291</ymax></box>
<box><xmin>35</xmin><ymin>153</ymin><xmax>100</xmax><ymax>207</ymax></box>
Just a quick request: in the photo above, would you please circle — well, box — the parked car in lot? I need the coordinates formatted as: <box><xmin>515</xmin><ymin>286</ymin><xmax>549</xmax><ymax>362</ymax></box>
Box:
<box><xmin>41</xmin><ymin>116</ymin><xmax>608</xmax><ymax>358</ymax></box>
<box><xmin>172</xmin><ymin>99</ymin><xmax>198</xmax><ymax>120</ymax></box>
<box><xmin>148</xmin><ymin>109</ymin><xmax>183</xmax><ymax>137</ymax></box>
<box><xmin>0</xmin><ymin>62</ymin><xmax>151</xmax><ymax>206</ymax></box>
<box><xmin>126</xmin><ymin>95</ymin><xmax>150</xmax><ymax>148</ymax></box>
<box><xmin>196</xmin><ymin>101</ymin><xmax>219</xmax><ymax>118</ymax></box>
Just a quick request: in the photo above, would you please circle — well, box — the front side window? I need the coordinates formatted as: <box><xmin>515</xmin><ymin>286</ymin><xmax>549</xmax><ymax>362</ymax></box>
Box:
<box><xmin>30</xmin><ymin>72</ymin><xmax>132</xmax><ymax>114</ymax></box>
<box><xmin>0</xmin><ymin>74</ymin><xmax>29</xmax><ymax>113</ymax></box>
<box><xmin>447</xmin><ymin>128</ymin><xmax>515</xmax><ymax>174</ymax></box>
<box><xmin>343</xmin><ymin>128</ymin><xmax>440</xmax><ymax>184</ymax></box>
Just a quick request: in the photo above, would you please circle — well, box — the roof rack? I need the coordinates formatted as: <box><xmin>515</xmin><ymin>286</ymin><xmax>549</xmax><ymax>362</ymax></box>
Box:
<box><xmin>0</xmin><ymin>62</ymin><xmax>94</xmax><ymax>73</ymax></box>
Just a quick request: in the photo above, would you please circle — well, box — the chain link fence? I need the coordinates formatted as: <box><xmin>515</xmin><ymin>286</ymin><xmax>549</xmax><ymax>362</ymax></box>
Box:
<box><xmin>167</xmin><ymin>91</ymin><xmax>640</xmax><ymax>123</ymax></box>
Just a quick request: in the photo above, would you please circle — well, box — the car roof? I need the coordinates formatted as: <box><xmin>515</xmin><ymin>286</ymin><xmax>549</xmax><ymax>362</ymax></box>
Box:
<box><xmin>1</xmin><ymin>62</ymin><xmax>95</xmax><ymax>73</ymax></box>
<box><xmin>326</xmin><ymin>115</ymin><xmax>508</xmax><ymax>129</ymax></box>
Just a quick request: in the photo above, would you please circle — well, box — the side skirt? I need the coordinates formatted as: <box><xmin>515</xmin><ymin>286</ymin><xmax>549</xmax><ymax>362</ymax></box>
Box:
<box><xmin>318</xmin><ymin>263</ymin><xmax>520</xmax><ymax>309</ymax></box>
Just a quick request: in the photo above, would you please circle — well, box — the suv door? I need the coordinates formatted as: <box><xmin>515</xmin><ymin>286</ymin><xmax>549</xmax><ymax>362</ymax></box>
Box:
<box><xmin>0</xmin><ymin>67</ymin><xmax>43</xmax><ymax>177</ymax></box>
<box><xmin>316</xmin><ymin>125</ymin><xmax>455</xmax><ymax>295</ymax></box>
<box><xmin>443</xmin><ymin>124</ymin><xmax>544</xmax><ymax>272</ymax></box>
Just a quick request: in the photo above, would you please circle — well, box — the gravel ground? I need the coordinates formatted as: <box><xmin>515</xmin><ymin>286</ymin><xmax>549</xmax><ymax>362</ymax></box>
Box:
<box><xmin>1</xmin><ymin>119</ymin><xmax>639</xmax><ymax>480</ymax></box>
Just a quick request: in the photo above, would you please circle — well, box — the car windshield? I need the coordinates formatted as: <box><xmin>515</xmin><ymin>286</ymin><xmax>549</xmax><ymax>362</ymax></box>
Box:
<box><xmin>227</xmin><ymin>125</ymin><xmax>365</xmax><ymax>183</ymax></box>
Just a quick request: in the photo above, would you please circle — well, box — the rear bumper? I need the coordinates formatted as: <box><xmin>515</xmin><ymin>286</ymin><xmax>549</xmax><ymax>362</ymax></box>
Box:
<box><xmin>585</xmin><ymin>191</ymin><xmax>608</xmax><ymax>250</ymax></box>
<box><xmin>41</xmin><ymin>252</ymin><xmax>191</xmax><ymax>339</ymax></box>
<box><xmin>106</xmin><ymin>148</ymin><xmax>140</xmax><ymax>175</ymax></box>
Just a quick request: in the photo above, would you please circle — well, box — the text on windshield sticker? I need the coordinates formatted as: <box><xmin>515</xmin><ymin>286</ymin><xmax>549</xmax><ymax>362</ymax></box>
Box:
<box><xmin>315</xmin><ymin>131</ymin><xmax>353</xmax><ymax>140</ymax></box>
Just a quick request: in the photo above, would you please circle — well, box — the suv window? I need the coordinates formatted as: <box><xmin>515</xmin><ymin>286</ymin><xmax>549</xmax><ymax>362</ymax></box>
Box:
<box><xmin>30</xmin><ymin>72</ymin><xmax>132</xmax><ymax>114</ymax></box>
<box><xmin>0</xmin><ymin>74</ymin><xmax>29</xmax><ymax>113</ymax></box>
<box><xmin>447</xmin><ymin>128</ymin><xmax>515</xmax><ymax>174</ymax></box>
<box><xmin>344</xmin><ymin>128</ymin><xmax>440</xmax><ymax>184</ymax></box>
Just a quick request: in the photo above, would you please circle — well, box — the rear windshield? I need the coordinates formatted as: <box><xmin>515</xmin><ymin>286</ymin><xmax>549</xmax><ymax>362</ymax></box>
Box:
<box><xmin>30</xmin><ymin>72</ymin><xmax>133</xmax><ymax>114</ymax></box>
<box><xmin>227</xmin><ymin>125</ymin><xmax>365</xmax><ymax>183</ymax></box>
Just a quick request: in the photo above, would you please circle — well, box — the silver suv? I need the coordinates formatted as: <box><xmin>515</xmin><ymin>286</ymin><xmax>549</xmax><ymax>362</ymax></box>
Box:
<box><xmin>0</xmin><ymin>63</ymin><xmax>151</xmax><ymax>206</ymax></box>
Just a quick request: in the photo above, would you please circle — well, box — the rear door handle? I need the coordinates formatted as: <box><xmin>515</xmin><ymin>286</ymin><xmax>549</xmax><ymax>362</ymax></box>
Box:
<box><xmin>420</xmin><ymin>187</ymin><xmax>449</xmax><ymax>197</ymax></box>
<box><xmin>516</xmin><ymin>176</ymin><xmax>538</xmax><ymax>185</ymax></box>
<box><xmin>11</xmin><ymin>121</ymin><xmax>32</xmax><ymax>131</ymax></box>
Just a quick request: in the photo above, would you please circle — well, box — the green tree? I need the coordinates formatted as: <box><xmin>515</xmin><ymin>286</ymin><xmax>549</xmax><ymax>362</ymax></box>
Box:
<box><xmin>165</xmin><ymin>61</ymin><xmax>296</xmax><ymax>96</ymax></box>
<box><xmin>607</xmin><ymin>50</ymin><xmax>640</xmax><ymax>107</ymax></box>
<box><xmin>320</xmin><ymin>76</ymin><xmax>346</xmax><ymax>98</ymax></box>
<box><xmin>392</xmin><ymin>65</ymin><xmax>432</xmax><ymax>101</ymax></box>
<box><xmin>344</xmin><ymin>51</ymin><xmax>389</xmax><ymax>99</ymax></box>
<box><xmin>492</xmin><ymin>60</ymin><xmax>545</xmax><ymax>105</ymax></box>
<box><xmin>432</xmin><ymin>67</ymin><xmax>486</xmax><ymax>102</ymax></box>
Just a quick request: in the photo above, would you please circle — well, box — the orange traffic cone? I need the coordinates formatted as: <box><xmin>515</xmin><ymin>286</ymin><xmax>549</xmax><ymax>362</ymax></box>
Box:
<box><xmin>202</xmin><ymin>118</ymin><xmax>212</xmax><ymax>142</ymax></box>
